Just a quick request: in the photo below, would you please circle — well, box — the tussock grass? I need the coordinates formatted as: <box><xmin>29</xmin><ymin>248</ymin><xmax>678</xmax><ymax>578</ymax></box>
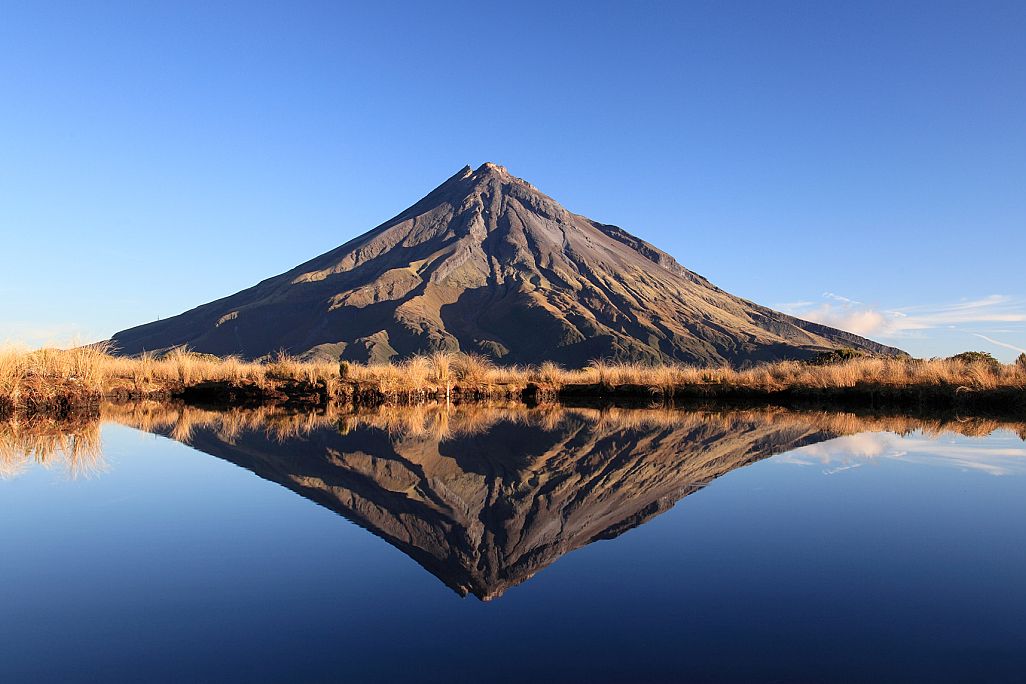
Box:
<box><xmin>563</xmin><ymin>356</ymin><xmax>1026</xmax><ymax>394</ymax></box>
<box><xmin>1</xmin><ymin>345</ymin><xmax>1024</xmax><ymax>415</ymax></box>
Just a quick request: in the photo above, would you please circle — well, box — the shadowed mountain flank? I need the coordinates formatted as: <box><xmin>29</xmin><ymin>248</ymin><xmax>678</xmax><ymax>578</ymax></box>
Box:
<box><xmin>127</xmin><ymin>405</ymin><xmax>844</xmax><ymax>600</ymax></box>
<box><xmin>110</xmin><ymin>163</ymin><xmax>902</xmax><ymax>366</ymax></box>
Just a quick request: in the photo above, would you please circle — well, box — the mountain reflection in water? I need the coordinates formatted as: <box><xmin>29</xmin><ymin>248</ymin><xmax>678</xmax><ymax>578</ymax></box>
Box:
<box><xmin>4</xmin><ymin>403</ymin><xmax>1025</xmax><ymax>601</ymax></box>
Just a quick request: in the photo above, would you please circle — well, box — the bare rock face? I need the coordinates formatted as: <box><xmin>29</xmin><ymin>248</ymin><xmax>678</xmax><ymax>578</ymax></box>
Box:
<box><xmin>110</xmin><ymin>163</ymin><xmax>903</xmax><ymax>365</ymax></box>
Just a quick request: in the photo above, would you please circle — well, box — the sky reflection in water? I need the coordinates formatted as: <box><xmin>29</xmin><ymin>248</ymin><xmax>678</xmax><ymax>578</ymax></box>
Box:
<box><xmin>1</xmin><ymin>405</ymin><xmax>1025</xmax><ymax>682</ymax></box>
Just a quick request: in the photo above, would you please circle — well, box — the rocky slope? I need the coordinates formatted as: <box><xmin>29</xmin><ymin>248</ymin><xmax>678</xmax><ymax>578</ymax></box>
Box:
<box><xmin>111</xmin><ymin>163</ymin><xmax>903</xmax><ymax>365</ymax></box>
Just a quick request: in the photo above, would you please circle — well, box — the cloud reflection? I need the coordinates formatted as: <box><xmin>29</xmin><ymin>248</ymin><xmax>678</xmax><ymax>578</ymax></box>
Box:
<box><xmin>780</xmin><ymin>431</ymin><xmax>1026</xmax><ymax>476</ymax></box>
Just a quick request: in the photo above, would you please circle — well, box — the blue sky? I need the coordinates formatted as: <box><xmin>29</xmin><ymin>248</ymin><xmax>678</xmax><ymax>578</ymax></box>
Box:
<box><xmin>2</xmin><ymin>1</ymin><xmax>1024</xmax><ymax>360</ymax></box>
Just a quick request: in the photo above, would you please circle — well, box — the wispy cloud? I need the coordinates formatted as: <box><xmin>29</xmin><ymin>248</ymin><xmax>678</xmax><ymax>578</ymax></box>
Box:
<box><xmin>823</xmin><ymin>292</ymin><xmax>862</xmax><ymax>306</ymax></box>
<box><xmin>778</xmin><ymin>293</ymin><xmax>1026</xmax><ymax>357</ymax></box>
<box><xmin>777</xmin><ymin>432</ymin><xmax>1026</xmax><ymax>477</ymax></box>
<box><xmin>887</xmin><ymin>295</ymin><xmax>1026</xmax><ymax>331</ymax></box>
<box><xmin>973</xmin><ymin>334</ymin><xmax>1026</xmax><ymax>356</ymax></box>
<box><xmin>0</xmin><ymin>322</ymin><xmax>103</xmax><ymax>348</ymax></box>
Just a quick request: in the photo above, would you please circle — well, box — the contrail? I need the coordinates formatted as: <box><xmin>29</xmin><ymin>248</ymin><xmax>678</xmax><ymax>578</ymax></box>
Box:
<box><xmin>972</xmin><ymin>333</ymin><xmax>1026</xmax><ymax>355</ymax></box>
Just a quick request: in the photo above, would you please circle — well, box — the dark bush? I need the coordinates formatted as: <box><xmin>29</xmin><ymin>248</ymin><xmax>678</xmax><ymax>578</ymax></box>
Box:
<box><xmin>811</xmin><ymin>348</ymin><xmax>867</xmax><ymax>365</ymax></box>
<box><xmin>949</xmin><ymin>351</ymin><xmax>1002</xmax><ymax>372</ymax></box>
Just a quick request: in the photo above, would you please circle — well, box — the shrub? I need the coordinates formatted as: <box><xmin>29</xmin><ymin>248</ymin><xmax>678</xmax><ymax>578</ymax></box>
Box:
<box><xmin>811</xmin><ymin>348</ymin><xmax>867</xmax><ymax>365</ymax></box>
<box><xmin>949</xmin><ymin>351</ymin><xmax>1002</xmax><ymax>372</ymax></box>
<box><xmin>1017</xmin><ymin>353</ymin><xmax>1026</xmax><ymax>371</ymax></box>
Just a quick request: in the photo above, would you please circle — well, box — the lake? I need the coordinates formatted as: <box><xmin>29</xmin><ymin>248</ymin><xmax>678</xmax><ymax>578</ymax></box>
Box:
<box><xmin>2</xmin><ymin>403</ymin><xmax>1025</xmax><ymax>682</ymax></box>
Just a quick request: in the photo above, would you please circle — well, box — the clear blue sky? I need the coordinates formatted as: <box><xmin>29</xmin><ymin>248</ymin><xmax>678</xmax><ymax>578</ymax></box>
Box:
<box><xmin>2</xmin><ymin>1</ymin><xmax>1024</xmax><ymax>359</ymax></box>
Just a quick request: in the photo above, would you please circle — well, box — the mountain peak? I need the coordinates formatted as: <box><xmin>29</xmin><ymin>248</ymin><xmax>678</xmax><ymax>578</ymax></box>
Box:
<box><xmin>474</xmin><ymin>161</ymin><xmax>509</xmax><ymax>176</ymax></box>
<box><xmin>110</xmin><ymin>164</ymin><xmax>904</xmax><ymax>365</ymax></box>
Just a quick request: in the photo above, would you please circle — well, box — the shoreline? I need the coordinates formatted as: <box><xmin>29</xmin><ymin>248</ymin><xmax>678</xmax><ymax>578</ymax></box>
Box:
<box><xmin>2</xmin><ymin>347</ymin><xmax>1023</xmax><ymax>421</ymax></box>
<box><xmin>3</xmin><ymin>377</ymin><xmax>1024</xmax><ymax>423</ymax></box>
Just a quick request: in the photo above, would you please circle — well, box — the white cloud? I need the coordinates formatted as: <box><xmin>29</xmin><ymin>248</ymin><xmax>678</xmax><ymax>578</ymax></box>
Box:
<box><xmin>777</xmin><ymin>432</ymin><xmax>1026</xmax><ymax>477</ymax></box>
<box><xmin>823</xmin><ymin>292</ymin><xmax>862</xmax><ymax>305</ymax></box>
<box><xmin>778</xmin><ymin>293</ymin><xmax>1026</xmax><ymax>358</ymax></box>
<box><xmin>777</xmin><ymin>300</ymin><xmax>815</xmax><ymax>310</ymax></box>
<box><xmin>888</xmin><ymin>295</ymin><xmax>1026</xmax><ymax>331</ymax></box>
<box><xmin>791</xmin><ymin>303</ymin><xmax>889</xmax><ymax>336</ymax></box>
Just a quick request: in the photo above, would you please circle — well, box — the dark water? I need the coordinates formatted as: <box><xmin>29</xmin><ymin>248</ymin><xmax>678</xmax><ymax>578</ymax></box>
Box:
<box><xmin>2</xmin><ymin>405</ymin><xmax>1026</xmax><ymax>683</ymax></box>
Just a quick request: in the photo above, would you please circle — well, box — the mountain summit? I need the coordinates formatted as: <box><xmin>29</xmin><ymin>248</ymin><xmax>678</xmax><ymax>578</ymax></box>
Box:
<box><xmin>111</xmin><ymin>163</ymin><xmax>902</xmax><ymax>365</ymax></box>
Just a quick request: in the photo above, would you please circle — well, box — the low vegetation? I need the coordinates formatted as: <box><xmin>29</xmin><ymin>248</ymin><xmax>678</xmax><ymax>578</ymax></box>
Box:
<box><xmin>1</xmin><ymin>344</ymin><xmax>1024</xmax><ymax>417</ymax></box>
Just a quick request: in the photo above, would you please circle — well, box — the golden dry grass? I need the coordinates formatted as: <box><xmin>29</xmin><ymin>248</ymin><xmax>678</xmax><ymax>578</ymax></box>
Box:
<box><xmin>1</xmin><ymin>344</ymin><xmax>1025</xmax><ymax>414</ymax></box>
<box><xmin>567</xmin><ymin>356</ymin><xmax>1026</xmax><ymax>394</ymax></box>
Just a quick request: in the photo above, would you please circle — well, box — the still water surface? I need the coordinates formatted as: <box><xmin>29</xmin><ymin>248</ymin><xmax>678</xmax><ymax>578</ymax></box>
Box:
<box><xmin>2</xmin><ymin>405</ymin><xmax>1026</xmax><ymax>682</ymax></box>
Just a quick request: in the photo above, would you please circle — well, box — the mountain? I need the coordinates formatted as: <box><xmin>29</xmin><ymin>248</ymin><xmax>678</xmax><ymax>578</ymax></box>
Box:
<box><xmin>110</xmin><ymin>163</ymin><xmax>903</xmax><ymax>365</ymax></box>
